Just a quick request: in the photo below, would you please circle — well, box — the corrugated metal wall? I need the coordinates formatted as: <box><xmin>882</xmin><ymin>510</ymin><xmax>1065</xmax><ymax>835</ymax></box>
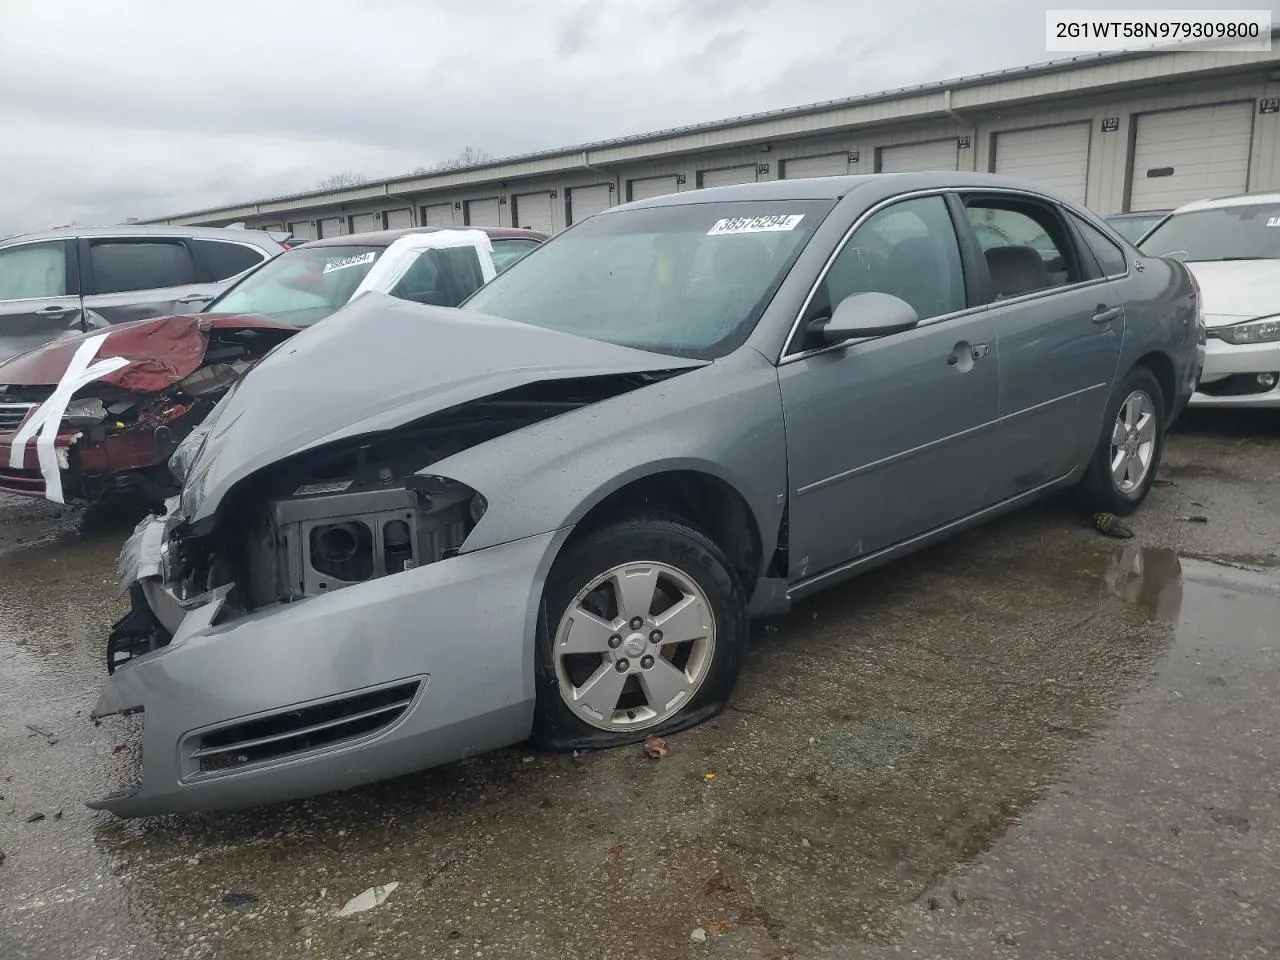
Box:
<box><xmin>219</xmin><ymin>68</ymin><xmax>1280</xmax><ymax>233</ymax></box>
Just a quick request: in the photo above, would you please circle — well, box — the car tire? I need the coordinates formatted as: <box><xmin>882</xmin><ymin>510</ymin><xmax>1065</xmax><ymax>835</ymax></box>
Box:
<box><xmin>530</xmin><ymin>516</ymin><xmax>748</xmax><ymax>751</ymax></box>
<box><xmin>1080</xmin><ymin>365</ymin><xmax>1166</xmax><ymax>516</ymax></box>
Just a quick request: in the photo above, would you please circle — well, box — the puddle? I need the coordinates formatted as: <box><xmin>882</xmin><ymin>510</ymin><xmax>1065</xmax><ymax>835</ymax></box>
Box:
<box><xmin>877</xmin><ymin>552</ymin><xmax>1280</xmax><ymax>959</ymax></box>
<box><xmin>1102</xmin><ymin>544</ymin><xmax>1183</xmax><ymax>620</ymax></box>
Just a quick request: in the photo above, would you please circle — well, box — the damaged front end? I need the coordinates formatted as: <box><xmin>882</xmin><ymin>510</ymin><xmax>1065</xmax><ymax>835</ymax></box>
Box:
<box><xmin>92</xmin><ymin>371</ymin><xmax>676</xmax><ymax>816</ymax></box>
<box><xmin>0</xmin><ymin>318</ymin><xmax>294</xmax><ymax>506</ymax></box>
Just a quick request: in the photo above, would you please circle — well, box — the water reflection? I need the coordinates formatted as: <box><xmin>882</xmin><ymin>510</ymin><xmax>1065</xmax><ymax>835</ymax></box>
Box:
<box><xmin>1103</xmin><ymin>544</ymin><xmax>1183</xmax><ymax>621</ymax></box>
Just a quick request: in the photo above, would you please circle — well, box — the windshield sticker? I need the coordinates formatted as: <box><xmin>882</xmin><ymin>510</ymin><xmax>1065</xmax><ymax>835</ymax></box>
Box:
<box><xmin>707</xmin><ymin>214</ymin><xmax>805</xmax><ymax>236</ymax></box>
<box><xmin>1268</xmin><ymin>216</ymin><xmax>1280</xmax><ymax>227</ymax></box>
<box><xmin>321</xmin><ymin>251</ymin><xmax>377</xmax><ymax>274</ymax></box>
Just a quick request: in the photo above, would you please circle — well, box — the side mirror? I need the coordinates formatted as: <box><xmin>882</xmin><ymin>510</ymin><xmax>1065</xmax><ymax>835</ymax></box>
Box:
<box><xmin>808</xmin><ymin>292</ymin><xmax>919</xmax><ymax>346</ymax></box>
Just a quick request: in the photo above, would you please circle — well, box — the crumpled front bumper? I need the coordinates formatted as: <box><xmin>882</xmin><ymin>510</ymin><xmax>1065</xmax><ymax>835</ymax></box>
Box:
<box><xmin>91</xmin><ymin>525</ymin><xmax>567</xmax><ymax>818</ymax></box>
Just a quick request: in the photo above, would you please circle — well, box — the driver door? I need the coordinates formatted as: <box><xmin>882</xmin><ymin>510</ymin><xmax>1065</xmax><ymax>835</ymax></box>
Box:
<box><xmin>778</xmin><ymin>194</ymin><xmax>1001</xmax><ymax>580</ymax></box>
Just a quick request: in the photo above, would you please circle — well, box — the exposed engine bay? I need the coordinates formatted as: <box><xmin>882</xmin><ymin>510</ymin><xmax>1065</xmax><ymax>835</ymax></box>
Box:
<box><xmin>110</xmin><ymin>374</ymin><xmax>668</xmax><ymax>668</ymax></box>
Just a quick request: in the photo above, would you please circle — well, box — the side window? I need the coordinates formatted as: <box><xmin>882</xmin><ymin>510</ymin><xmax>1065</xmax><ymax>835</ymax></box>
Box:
<box><xmin>192</xmin><ymin>240</ymin><xmax>268</xmax><ymax>281</ymax></box>
<box><xmin>89</xmin><ymin>240</ymin><xmax>195</xmax><ymax>295</ymax></box>
<box><xmin>490</xmin><ymin>238</ymin><xmax>541</xmax><ymax>272</ymax></box>
<box><xmin>814</xmin><ymin>195</ymin><xmax>966</xmax><ymax>325</ymax></box>
<box><xmin>391</xmin><ymin>247</ymin><xmax>487</xmax><ymax>307</ymax></box>
<box><xmin>0</xmin><ymin>242</ymin><xmax>69</xmax><ymax>300</ymax></box>
<box><xmin>965</xmin><ymin>201</ymin><xmax>1079</xmax><ymax>299</ymax></box>
<box><xmin>1069</xmin><ymin>213</ymin><xmax>1129</xmax><ymax>277</ymax></box>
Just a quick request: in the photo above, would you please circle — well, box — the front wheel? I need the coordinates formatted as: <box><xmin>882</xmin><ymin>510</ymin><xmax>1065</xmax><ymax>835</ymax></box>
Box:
<box><xmin>1080</xmin><ymin>366</ymin><xmax>1166</xmax><ymax>516</ymax></box>
<box><xmin>531</xmin><ymin>517</ymin><xmax>748</xmax><ymax>751</ymax></box>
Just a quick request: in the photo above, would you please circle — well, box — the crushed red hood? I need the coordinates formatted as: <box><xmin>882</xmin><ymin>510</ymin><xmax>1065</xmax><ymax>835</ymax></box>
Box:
<box><xmin>0</xmin><ymin>313</ymin><xmax>300</xmax><ymax>391</ymax></box>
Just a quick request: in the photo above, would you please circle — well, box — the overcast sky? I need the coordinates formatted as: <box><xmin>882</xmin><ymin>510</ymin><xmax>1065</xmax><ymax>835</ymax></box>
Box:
<box><xmin>0</xmin><ymin>0</ymin><xmax>1274</xmax><ymax>232</ymax></box>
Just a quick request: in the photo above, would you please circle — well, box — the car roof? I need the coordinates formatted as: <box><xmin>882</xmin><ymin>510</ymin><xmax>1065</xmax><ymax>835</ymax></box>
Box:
<box><xmin>1170</xmin><ymin>192</ymin><xmax>1280</xmax><ymax>214</ymax></box>
<box><xmin>617</xmin><ymin>171</ymin><xmax>1078</xmax><ymax>209</ymax></box>
<box><xmin>1104</xmin><ymin>210</ymin><xmax>1169</xmax><ymax>219</ymax></box>
<box><xmin>305</xmin><ymin>226</ymin><xmax>549</xmax><ymax>248</ymax></box>
<box><xmin>0</xmin><ymin>224</ymin><xmax>282</xmax><ymax>245</ymax></box>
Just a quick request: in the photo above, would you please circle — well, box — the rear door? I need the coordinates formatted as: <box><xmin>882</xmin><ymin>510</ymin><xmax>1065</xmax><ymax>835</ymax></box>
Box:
<box><xmin>957</xmin><ymin>192</ymin><xmax>1123</xmax><ymax>500</ymax></box>
<box><xmin>0</xmin><ymin>239</ymin><xmax>84</xmax><ymax>362</ymax></box>
<box><xmin>79</xmin><ymin>236</ymin><xmax>218</xmax><ymax>325</ymax></box>
<box><xmin>779</xmin><ymin>193</ymin><xmax>1000</xmax><ymax>578</ymax></box>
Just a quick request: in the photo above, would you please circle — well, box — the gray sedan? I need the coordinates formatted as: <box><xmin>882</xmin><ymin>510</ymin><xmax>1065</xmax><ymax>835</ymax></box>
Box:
<box><xmin>93</xmin><ymin>173</ymin><xmax>1203</xmax><ymax>816</ymax></box>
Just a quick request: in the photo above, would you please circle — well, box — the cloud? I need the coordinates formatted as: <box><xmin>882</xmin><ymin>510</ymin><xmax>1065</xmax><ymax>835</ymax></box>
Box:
<box><xmin>0</xmin><ymin>0</ymin><xmax>1274</xmax><ymax>232</ymax></box>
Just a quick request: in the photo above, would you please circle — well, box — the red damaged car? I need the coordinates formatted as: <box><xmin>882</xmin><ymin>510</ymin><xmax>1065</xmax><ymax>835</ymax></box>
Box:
<box><xmin>0</xmin><ymin>226</ymin><xmax>545</xmax><ymax>506</ymax></box>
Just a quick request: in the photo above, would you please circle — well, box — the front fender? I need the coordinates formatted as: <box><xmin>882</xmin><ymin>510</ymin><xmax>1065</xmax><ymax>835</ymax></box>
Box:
<box><xmin>424</xmin><ymin>348</ymin><xmax>788</xmax><ymax>561</ymax></box>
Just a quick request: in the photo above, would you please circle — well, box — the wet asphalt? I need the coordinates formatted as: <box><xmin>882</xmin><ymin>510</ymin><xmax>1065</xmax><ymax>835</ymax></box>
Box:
<box><xmin>1</xmin><ymin>410</ymin><xmax>1279</xmax><ymax>960</ymax></box>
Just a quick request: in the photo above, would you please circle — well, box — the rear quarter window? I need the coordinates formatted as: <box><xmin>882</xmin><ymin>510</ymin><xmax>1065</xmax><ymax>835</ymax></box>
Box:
<box><xmin>192</xmin><ymin>239</ymin><xmax>269</xmax><ymax>281</ymax></box>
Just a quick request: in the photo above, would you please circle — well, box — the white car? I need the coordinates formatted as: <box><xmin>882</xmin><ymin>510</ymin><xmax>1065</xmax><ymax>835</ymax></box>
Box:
<box><xmin>1139</xmin><ymin>194</ymin><xmax>1280</xmax><ymax>408</ymax></box>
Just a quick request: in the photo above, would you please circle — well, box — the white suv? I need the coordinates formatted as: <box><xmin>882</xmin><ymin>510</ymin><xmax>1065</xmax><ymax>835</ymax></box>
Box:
<box><xmin>1139</xmin><ymin>194</ymin><xmax>1280</xmax><ymax>408</ymax></box>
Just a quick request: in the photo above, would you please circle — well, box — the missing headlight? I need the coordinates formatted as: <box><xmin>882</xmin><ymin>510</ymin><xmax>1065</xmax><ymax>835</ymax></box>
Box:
<box><xmin>244</xmin><ymin>482</ymin><xmax>476</xmax><ymax>608</ymax></box>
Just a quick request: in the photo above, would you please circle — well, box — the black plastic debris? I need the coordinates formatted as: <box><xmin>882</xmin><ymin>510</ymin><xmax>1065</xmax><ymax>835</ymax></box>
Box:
<box><xmin>222</xmin><ymin>892</ymin><xmax>260</xmax><ymax>909</ymax></box>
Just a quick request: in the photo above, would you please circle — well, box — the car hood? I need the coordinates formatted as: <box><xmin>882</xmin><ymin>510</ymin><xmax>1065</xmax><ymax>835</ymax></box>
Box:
<box><xmin>181</xmin><ymin>293</ymin><xmax>706</xmax><ymax>524</ymax></box>
<box><xmin>1182</xmin><ymin>260</ymin><xmax>1280</xmax><ymax>327</ymax></box>
<box><xmin>0</xmin><ymin>313</ymin><xmax>299</xmax><ymax>391</ymax></box>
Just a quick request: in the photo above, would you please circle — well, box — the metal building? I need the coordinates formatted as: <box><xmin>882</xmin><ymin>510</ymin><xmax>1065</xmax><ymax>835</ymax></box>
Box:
<box><xmin>142</xmin><ymin>38</ymin><xmax>1280</xmax><ymax>234</ymax></box>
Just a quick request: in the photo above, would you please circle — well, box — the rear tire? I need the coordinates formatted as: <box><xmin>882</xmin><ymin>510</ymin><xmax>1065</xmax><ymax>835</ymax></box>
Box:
<box><xmin>1080</xmin><ymin>366</ymin><xmax>1166</xmax><ymax>516</ymax></box>
<box><xmin>531</xmin><ymin>516</ymin><xmax>748</xmax><ymax>751</ymax></box>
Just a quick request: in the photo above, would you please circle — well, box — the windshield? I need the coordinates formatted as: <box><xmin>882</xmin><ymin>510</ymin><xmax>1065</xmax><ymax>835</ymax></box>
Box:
<box><xmin>1139</xmin><ymin>203</ymin><xmax>1280</xmax><ymax>262</ymax></box>
<box><xmin>207</xmin><ymin>244</ymin><xmax>384</xmax><ymax>326</ymax></box>
<box><xmin>462</xmin><ymin>200</ymin><xmax>834</xmax><ymax>358</ymax></box>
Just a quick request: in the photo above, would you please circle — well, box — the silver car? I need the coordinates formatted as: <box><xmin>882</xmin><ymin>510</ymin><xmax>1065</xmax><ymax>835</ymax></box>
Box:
<box><xmin>0</xmin><ymin>225</ymin><xmax>286</xmax><ymax>362</ymax></box>
<box><xmin>92</xmin><ymin>173</ymin><xmax>1203</xmax><ymax>817</ymax></box>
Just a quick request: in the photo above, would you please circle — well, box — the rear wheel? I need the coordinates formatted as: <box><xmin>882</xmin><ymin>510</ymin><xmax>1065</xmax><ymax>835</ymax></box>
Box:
<box><xmin>1080</xmin><ymin>366</ymin><xmax>1166</xmax><ymax>515</ymax></box>
<box><xmin>531</xmin><ymin>517</ymin><xmax>748</xmax><ymax>750</ymax></box>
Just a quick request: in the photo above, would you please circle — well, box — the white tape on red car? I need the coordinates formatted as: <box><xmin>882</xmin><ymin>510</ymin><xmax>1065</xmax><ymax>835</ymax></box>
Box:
<box><xmin>8</xmin><ymin>333</ymin><xmax>129</xmax><ymax>504</ymax></box>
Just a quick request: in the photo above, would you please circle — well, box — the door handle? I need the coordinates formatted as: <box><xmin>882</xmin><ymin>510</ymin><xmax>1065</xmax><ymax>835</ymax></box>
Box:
<box><xmin>177</xmin><ymin>293</ymin><xmax>214</xmax><ymax>305</ymax></box>
<box><xmin>35</xmin><ymin>304</ymin><xmax>73</xmax><ymax>316</ymax></box>
<box><xmin>1093</xmin><ymin>305</ymin><xmax>1122</xmax><ymax>324</ymax></box>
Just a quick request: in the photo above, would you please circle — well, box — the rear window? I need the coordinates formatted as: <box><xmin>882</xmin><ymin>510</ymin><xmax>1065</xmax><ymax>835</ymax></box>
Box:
<box><xmin>193</xmin><ymin>239</ymin><xmax>268</xmax><ymax>281</ymax></box>
<box><xmin>207</xmin><ymin>244</ymin><xmax>383</xmax><ymax>326</ymax></box>
<box><xmin>90</xmin><ymin>240</ymin><xmax>195</xmax><ymax>294</ymax></box>
<box><xmin>1139</xmin><ymin>203</ymin><xmax>1280</xmax><ymax>262</ymax></box>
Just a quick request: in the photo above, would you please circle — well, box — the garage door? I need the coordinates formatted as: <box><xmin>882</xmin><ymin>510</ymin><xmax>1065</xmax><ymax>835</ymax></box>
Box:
<box><xmin>288</xmin><ymin>220</ymin><xmax>314</xmax><ymax>240</ymax></box>
<box><xmin>568</xmin><ymin>184</ymin><xmax>613</xmax><ymax>224</ymax></box>
<box><xmin>700</xmin><ymin>165</ymin><xmax>757</xmax><ymax>188</ymax></box>
<box><xmin>629</xmin><ymin>176</ymin><xmax>679</xmax><ymax>202</ymax></box>
<box><xmin>877</xmin><ymin>139</ymin><xmax>959</xmax><ymax>173</ymax></box>
<box><xmin>783</xmin><ymin>154</ymin><xmax>849</xmax><ymax>179</ymax></box>
<box><xmin>316</xmin><ymin>217</ymin><xmax>344</xmax><ymax>238</ymax></box>
<box><xmin>349</xmin><ymin>213</ymin><xmax>381</xmax><ymax>234</ymax></box>
<box><xmin>422</xmin><ymin>203</ymin><xmax>454</xmax><ymax>227</ymax></box>
<box><xmin>513</xmin><ymin>192</ymin><xmax>554</xmax><ymax>233</ymax></box>
<box><xmin>466</xmin><ymin>197</ymin><xmax>501</xmax><ymax>228</ymax></box>
<box><xmin>1129</xmin><ymin>102</ymin><xmax>1253</xmax><ymax>211</ymax></box>
<box><xmin>994</xmin><ymin>122</ymin><xmax>1091</xmax><ymax>203</ymax></box>
<box><xmin>386</xmin><ymin>208</ymin><xmax>413</xmax><ymax>229</ymax></box>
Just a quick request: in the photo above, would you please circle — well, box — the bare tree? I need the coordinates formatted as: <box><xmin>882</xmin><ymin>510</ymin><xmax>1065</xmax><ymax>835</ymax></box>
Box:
<box><xmin>315</xmin><ymin>171</ymin><xmax>369</xmax><ymax>190</ymax></box>
<box><xmin>411</xmin><ymin>147</ymin><xmax>494</xmax><ymax>175</ymax></box>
